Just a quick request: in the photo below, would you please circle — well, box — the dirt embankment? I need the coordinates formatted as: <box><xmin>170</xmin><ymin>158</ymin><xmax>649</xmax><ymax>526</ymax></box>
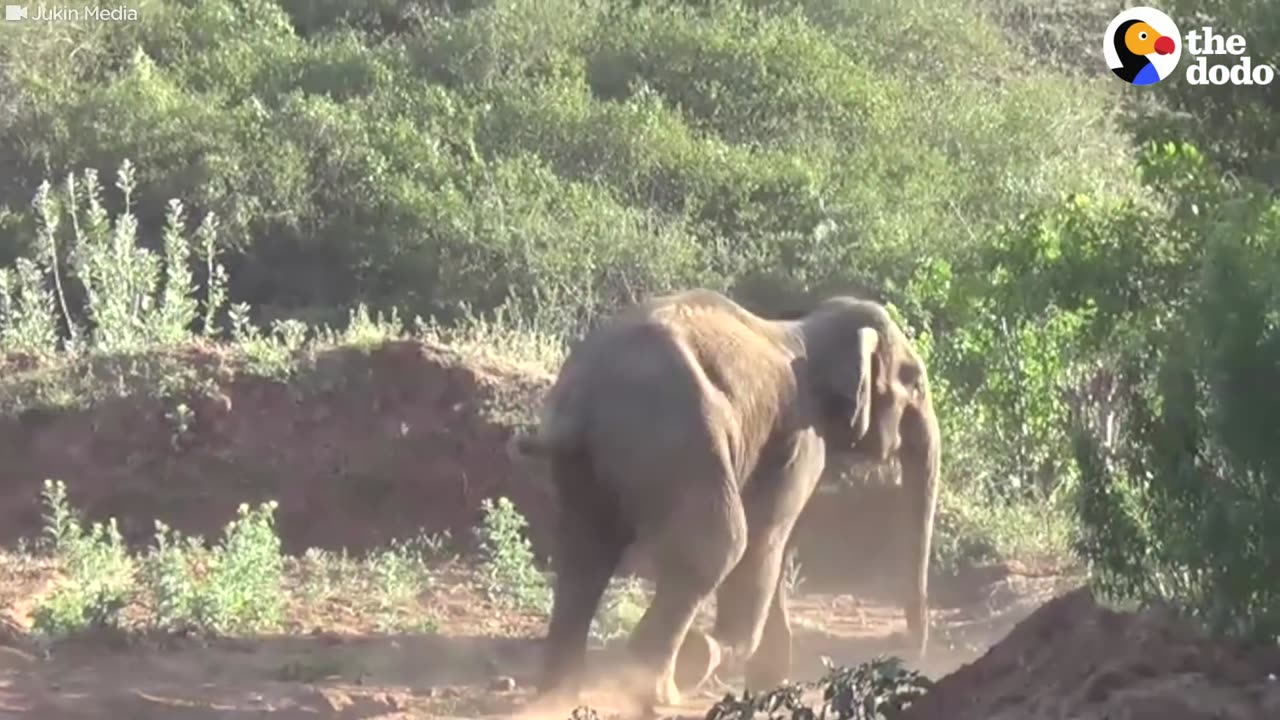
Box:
<box><xmin>901</xmin><ymin>587</ymin><xmax>1280</xmax><ymax>720</ymax></box>
<box><xmin>0</xmin><ymin>341</ymin><xmax>560</xmax><ymax>557</ymax></box>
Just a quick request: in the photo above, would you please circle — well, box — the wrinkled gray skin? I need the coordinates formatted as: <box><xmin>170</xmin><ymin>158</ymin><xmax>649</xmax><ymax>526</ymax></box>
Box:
<box><xmin>514</xmin><ymin>289</ymin><xmax>941</xmax><ymax>712</ymax></box>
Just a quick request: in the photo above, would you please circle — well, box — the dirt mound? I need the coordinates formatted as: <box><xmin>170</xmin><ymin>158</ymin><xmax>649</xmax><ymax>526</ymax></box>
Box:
<box><xmin>900</xmin><ymin>587</ymin><xmax>1280</xmax><ymax>720</ymax></box>
<box><xmin>0</xmin><ymin>340</ymin><xmax>559</xmax><ymax>556</ymax></box>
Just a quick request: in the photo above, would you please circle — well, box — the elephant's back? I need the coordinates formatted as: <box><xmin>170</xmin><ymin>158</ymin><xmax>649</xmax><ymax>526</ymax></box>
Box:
<box><xmin>556</xmin><ymin>294</ymin><xmax>794</xmax><ymax>483</ymax></box>
<box><xmin>564</xmin><ymin>291</ymin><xmax>788</xmax><ymax>401</ymax></box>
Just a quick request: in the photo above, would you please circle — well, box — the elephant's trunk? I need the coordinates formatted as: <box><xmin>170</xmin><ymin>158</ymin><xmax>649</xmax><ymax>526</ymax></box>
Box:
<box><xmin>899</xmin><ymin>388</ymin><xmax>941</xmax><ymax>659</ymax></box>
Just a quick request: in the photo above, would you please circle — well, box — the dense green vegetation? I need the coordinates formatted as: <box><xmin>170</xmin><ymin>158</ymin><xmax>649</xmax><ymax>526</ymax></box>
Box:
<box><xmin>0</xmin><ymin>0</ymin><xmax>1277</xmax><ymax>644</ymax></box>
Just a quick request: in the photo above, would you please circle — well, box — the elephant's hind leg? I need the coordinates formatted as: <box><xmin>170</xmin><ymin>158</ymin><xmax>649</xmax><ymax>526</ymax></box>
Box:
<box><xmin>625</xmin><ymin>471</ymin><xmax>747</xmax><ymax>709</ymax></box>
<box><xmin>538</xmin><ymin>454</ymin><xmax>629</xmax><ymax>706</ymax></box>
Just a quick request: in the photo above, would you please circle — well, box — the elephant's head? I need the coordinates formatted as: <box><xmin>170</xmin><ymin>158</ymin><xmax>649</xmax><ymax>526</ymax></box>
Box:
<box><xmin>797</xmin><ymin>295</ymin><xmax>942</xmax><ymax>657</ymax></box>
<box><xmin>800</xmin><ymin>298</ymin><xmax>931</xmax><ymax>462</ymax></box>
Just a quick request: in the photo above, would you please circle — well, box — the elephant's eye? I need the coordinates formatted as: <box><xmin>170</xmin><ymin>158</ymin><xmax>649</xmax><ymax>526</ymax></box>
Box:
<box><xmin>824</xmin><ymin>393</ymin><xmax>855</xmax><ymax>416</ymax></box>
<box><xmin>899</xmin><ymin>364</ymin><xmax>922</xmax><ymax>389</ymax></box>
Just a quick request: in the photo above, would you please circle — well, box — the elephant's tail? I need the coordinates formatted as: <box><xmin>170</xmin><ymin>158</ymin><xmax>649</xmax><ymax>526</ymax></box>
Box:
<box><xmin>506</xmin><ymin>418</ymin><xmax>582</xmax><ymax>460</ymax></box>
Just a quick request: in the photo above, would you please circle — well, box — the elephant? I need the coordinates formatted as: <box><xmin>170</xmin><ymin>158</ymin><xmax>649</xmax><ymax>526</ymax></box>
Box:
<box><xmin>512</xmin><ymin>289</ymin><xmax>941</xmax><ymax>712</ymax></box>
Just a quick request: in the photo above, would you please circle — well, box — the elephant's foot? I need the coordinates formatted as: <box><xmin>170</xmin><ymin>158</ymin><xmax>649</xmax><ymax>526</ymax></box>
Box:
<box><xmin>744</xmin><ymin>653</ymin><xmax>789</xmax><ymax>692</ymax></box>
<box><xmin>521</xmin><ymin>688</ymin><xmax>578</xmax><ymax>719</ymax></box>
<box><xmin>672</xmin><ymin>627</ymin><xmax>722</xmax><ymax>692</ymax></box>
<box><xmin>614</xmin><ymin>672</ymin><xmax>676</xmax><ymax>718</ymax></box>
<box><xmin>886</xmin><ymin>630</ymin><xmax>927</xmax><ymax>664</ymax></box>
<box><xmin>608</xmin><ymin>657</ymin><xmax>680</xmax><ymax>715</ymax></box>
<box><xmin>656</xmin><ymin>669</ymin><xmax>682</xmax><ymax>706</ymax></box>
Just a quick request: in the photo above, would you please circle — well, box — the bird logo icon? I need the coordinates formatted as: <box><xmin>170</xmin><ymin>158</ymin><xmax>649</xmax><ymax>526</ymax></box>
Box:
<box><xmin>1104</xmin><ymin>8</ymin><xmax>1182</xmax><ymax>85</ymax></box>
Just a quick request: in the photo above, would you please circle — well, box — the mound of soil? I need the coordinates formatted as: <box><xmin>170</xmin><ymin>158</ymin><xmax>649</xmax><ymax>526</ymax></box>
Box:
<box><xmin>900</xmin><ymin>587</ymin><xmax>1280</xmax><ymax>720</ymax></box>
<box><xmin>0</xmin><ymin>340</ymin><xmax>560</xmax><ymax>556</ymax></box>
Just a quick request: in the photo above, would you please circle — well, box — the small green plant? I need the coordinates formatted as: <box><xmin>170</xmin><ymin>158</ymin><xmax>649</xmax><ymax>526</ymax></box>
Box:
<box><xmin>139</xmin><ymin>501</ymin><xmax>286</xmax><ymax>635</ymax></box>
<box><xmin>164</xmin><ymin>401</ymin><xmax>196</xmax><ymax>450</ymax></box>
<box><xmin>289</xmin><ymin>535</ymin><xmax>442</xmax><ymax>634</ymax></box>
<box><xmin>230</xmin><ymin>305</ymin><xmax>313</xmax><ymax>378</ymax></box>
<box><xmin>814</xmin><ymin>657</ymin><xmax>933</xmax><ymax>720</ymax></box>
<box><xmin>703</xmin><ymin>656</ymin><xmax>933</xmax><ymax>720</ymax></box>
<box><xmin>140</xmin><ymin>520</ymin><xmax>207</xmax><ymax>633</ymax></box>
<box><xmin>415</xmin><ymin>298</ymin><xmax>568</xmax><ymax>375</ymax></box>
<box><xmin>330</xmin><ymin>303</ymin><xmax>405</xmax><ymax>347</ymax></box>
<box><xmin>365</xmin><ymin>539</ymin><xmax>433</xmax><ymax>632</ymax></box>
<box><xmin>193</xmin><ymin>501</ymin><xmax>286</xmax><ymax>634</ymax></box>
<box><xmin>416</xmin><ymin>529</ymin><xmax>457</xmax><ymax>563</ymax></box>
<box><xmin>17</xmin><ymin>162</ymin><xmax>230</xmax><ymax>355</ymax></box>
<box><xmin>705</xmin><ymin>682</ymin><xmax>809</xmax><ymax>720</ymax></box>
<box><xmin>476</xmin><ymin>496</ymin><xmax>550</xmax><ymax>613</ymax></box>
<box><xmin>590</xmin><ymin>576</ymin><xmax>649</xmax><ymax>646</ymax></box>
<box><xmin>30</xmin><ymin>480</ymin><xmax>135</xmax><ymax>637</ymax></box>
<box><xmin>0</xmin><ymin>258</ymin><xmax>60</xmax><ymax>358</ymax></box>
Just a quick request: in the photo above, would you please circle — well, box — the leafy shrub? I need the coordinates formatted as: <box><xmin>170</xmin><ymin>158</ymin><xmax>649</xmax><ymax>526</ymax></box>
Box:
<box><xmin>1073</xmin><ymin>178</ymin><xmax>1280</xmax><ymax>641</ymax></box>
<box><xmin>0</xmin><ymin>160</ymin><xmax>229</xmax><ymax>357</ymax></box>
<box><xmin>476</xmin><ymin>496</ymin><xmax>551</xmax><ymax>612</ymax></box>
<box><xmin>0</xmin><ymin>0</ymin><xmax>1142</xmax><ymax>326</ymax></box>
<box><xmin>30</xmin><ymin>480</ymin><xmax>287</xmax><ymax>638</ymax></box>
<box><xmin>704</xmin><ymin>656</ymin><xmax>932</xmax><ymax>720</ymax></box>
<box><xmin>589</xmin><ymin>576</ymin><xmax>649</xmax><ymax>646</ymax></box>
<box><xmin>31</xmin><ymin>480</ymin><xmax>135</xmax><ymax>636</ymax></box>
<box><xmin>904</xmin><ymin>143</ymin><xmax>1224</xmax><ymax>573</ymax></box>
<box><xmin>153</xmin><ymin>501</ymin><xmax>286</xmax><ymax>635</ymax></box>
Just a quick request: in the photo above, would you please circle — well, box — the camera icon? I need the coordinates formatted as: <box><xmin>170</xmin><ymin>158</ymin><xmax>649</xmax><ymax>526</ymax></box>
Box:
<box><xmin>4</xmin><ymin>5</ymin><xmax>28</xmax><ymax>21</ymax></box>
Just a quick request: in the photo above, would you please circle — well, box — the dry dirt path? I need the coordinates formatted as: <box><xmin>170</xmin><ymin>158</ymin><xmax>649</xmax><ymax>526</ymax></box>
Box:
<box><xmin>0</xmin><ymin>571</ymin><xmax>1075</xmax><ymax>720</ymax></box>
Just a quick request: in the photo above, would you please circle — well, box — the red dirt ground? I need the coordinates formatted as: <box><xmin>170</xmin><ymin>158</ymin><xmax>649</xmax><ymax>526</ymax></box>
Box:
<box><xmin>0</xmin><ymin>339</ymin><xmax>1276</xmax><ymax>719</ymax></box>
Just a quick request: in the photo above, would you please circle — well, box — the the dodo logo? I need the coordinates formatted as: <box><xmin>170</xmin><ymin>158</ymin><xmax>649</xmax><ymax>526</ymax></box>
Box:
<box><xmin>1105</xmin><ymin>7</ymin><xmax>1181</xmax><ymax>85</ymax></box>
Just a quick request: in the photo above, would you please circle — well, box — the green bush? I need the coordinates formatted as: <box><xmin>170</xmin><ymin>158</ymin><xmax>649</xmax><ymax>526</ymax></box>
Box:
<box><xmin>1072</xmin><ymin>152</ymin><xmax>1280</xmax><ymax>641</ymax></box>
<box><xmin>906</xmin><ymin>142</ymin><xmax>1230</xmax><ymax>573</ymax></box>
<box><xmin>0</xmin><ymin>0</ymin><xmax>1141</xmax><ymax>324</ymax></box>
<box><xmin>31</xmin><ymin>480</ymin><xmax>135</xmax><ymax>636</ymax></box>
<box><xmin>30</xmin><ymin>478</ymin><xmax>288</xmax><ymax>638</ymax></box>
<box><xmin>476</xmin><ymin>496</ymin><xmax>551</xmax><ymax>612</ymax></box>
<box><xmin>704</xmin><ymin>656</ymin><xmax>931</xmax><ymax>720</ymax></box>
<box><xmin>0</xmin><ymin>160</ymin><xmax>228</xmax><ymax>357</ymax></box>
<box><xmin>140</xmin><ymin>502</ymin><xmax>286</xmax><ymax>636</ymax></box>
